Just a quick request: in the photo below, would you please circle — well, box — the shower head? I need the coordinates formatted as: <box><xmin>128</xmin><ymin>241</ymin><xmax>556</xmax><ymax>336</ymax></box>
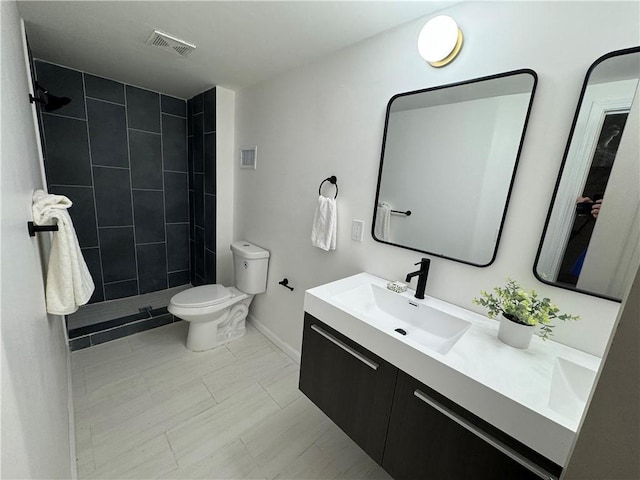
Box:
<box><xmin>42</xmin><ymin>93</ymin><xmax>71</xmax><ymax>112</ymax></box>
<box><xmin>29</xmin><ymin>82</ymin><xmax>71</xmax><ymax>112</ymax></box>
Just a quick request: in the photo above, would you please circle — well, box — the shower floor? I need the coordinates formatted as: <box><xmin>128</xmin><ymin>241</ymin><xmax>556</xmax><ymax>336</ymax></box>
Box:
<box><xmin>67</xmin><ymin>285</ymin><xmax>190</xmax><ymax>351</ymax></box>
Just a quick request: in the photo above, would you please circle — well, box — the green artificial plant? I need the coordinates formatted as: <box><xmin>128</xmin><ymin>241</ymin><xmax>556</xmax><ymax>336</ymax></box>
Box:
<box><xmin>473</xmin><ymin>278</ymin><xmax>579</xmax><ymax>340</ymax></box>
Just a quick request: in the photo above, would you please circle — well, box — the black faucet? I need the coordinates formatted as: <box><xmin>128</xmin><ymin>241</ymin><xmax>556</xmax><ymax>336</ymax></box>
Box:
<box><xmin>405</xmin><ymin>258</ymin><xmax>431</xmax><ymax>300</ymax></box>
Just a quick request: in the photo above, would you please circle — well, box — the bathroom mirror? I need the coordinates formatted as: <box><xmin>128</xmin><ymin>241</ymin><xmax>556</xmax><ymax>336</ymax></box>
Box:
<box><xmin>372</xmin><ymin>70</ymin><xmax>537</xmax><ymax>266</ymax></box>
<box><xmin>535</xmin><ymin>47</ymin><xmax>640</xmax><ymax>301</ymax></box>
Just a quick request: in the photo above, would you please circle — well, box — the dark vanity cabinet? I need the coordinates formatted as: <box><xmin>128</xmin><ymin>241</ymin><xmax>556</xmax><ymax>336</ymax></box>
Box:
<box><xmin>383</xmin><ymin>371</ymin><xmax>548</xmax><ymax>480</ymax></box>
<box><xmin>299</xmin><ymin>312</ymin><xmax>560</xmax><ymax>480</ymax></box>
<box><xmin>299</xmin><ymin>313</ymin><xmax>398</xmax><ymax>463</ymax></box>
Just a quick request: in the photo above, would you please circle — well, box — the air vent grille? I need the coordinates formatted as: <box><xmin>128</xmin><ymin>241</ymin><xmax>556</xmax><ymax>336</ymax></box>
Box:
<box><xmin>240</xmin><ymin>147</ymin><xmax>257</xmax><ymax>170</ymax></box>
<box><xmin>146</xmin><ymin>30</ymin><xmax>196</xmax><ymax>57</ymax></box>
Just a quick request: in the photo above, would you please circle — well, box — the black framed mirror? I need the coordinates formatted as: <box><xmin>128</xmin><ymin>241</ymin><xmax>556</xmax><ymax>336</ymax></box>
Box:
<box><xmin>534</xmin><ymin>47</ymin><xmax>640</xmax><ymax>301</ymax></box>
<box><xmin>372</xmin><ymin>70</ymin><xmax>537</xmax><ymax>266</ymax></box>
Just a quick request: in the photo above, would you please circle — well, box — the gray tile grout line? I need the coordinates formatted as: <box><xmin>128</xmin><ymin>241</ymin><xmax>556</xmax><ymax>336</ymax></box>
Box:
<box><xmin>182</xmin><ymin>99</ymin><xmax>191</xmax><ymax>286</ymax></box>
<box><xmin>164</xmin><ymin>169</ymin><xmax>188</xmax><ymax>174</ymax></box>
<box><xmin>103</xmin><ymin>277</ymin><xmax>138</xmax><ymax>285</ymax></box>
<box><xmin>198</xmin><ymin>99</ymin><xmax>202</xmax><ymax>283</ymax></box>
<box><xmin>123</xmin><ymin>85</ymin><xmax>142</xmax><ymax>297</ymax></box>
<box><xmin>98</xmin><ymin>225</ymin><xmax>135</xmax><ymax>229</ymax></box>
<box><xmin>81</xmin><ymin>73</ymin><xmax>107</xmax><ymax>303</ymax></box>
<box><xmin>162</xmin><ymin>432</ymin><xmax>180</xmax><ymax>470</ymax></box>
<box><xmin>203</xmin><ymin>94</ymin><xmax>209</xmax><ymax>282</ymax></box>
<box><xmin>128</xmin><ymin>126</ymin><xmax>161</xmax><ymax>136</ymax></box>
<box><xmin>167</xmin><ymin>269</ymin><xmax>189</xmax><ymax>275</ymax></box>
<box><xmin>41</xmin><ymin>110</ymin><xmax>86</xmax><ymax>122</ymax></box>
<box><xmin>160</xmin><ymin>94</ymin><xmax>171</xmax><ymax>291</ymax></box>
<box><xmin>131</xmin><ymin>187</ymin><xmax>164</xmax><ymax>192</ymax></box>
<box><xmin>136</xmin><ymin>241</ymin><xmax>167</xmax><ymax>247</ymax></box>
<box><xmin>85</xmin><ymin>95</ymin><xmax>125</xmax><ymax>107</ymax></box>
<box><xmin>162</xmin><ymin>111</ymin><xmax>187</xmax><ymax>120</ymax></box>
<box><xmin>48</xmin><ymin>183</ymin><xmax>93</xmax><ymax>189</ymax></box>
<box><xmin>92</xmin><ymin>164</ymin><xmax>129</xmax><ymax>171</ymax></box>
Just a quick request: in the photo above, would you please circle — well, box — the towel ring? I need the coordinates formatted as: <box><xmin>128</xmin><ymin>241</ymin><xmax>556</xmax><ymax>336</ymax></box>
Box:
<box><xmin>318</xmin><ymin>176</ymin><xmax>338</xmax><ymax>199</ymax></box>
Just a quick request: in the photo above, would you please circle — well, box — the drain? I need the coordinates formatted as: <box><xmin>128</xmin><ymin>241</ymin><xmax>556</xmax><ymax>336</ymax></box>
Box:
<box><xmin>394</xmin><ymin>328</ymin><xmax>407</xmax><ymax>335</ymax></box>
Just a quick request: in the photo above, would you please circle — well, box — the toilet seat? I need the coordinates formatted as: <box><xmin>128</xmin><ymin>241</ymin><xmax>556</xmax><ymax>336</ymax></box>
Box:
<box><xmin>170</xmin><ymin>284</ymin><xmax>232</xmax><ymax>308</ymax></box>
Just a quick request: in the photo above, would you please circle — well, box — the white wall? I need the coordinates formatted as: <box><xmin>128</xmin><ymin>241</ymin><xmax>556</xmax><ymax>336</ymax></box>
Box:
<box><xmin>0</xmin><ymin>2</ymin><xmax>73</xmax><ymax>478</ymax></box>
<box><xmin>234</xmin><ymin>1</ymin><xmax>639</xmax><ymax>358</ymax></box>
<box><xmin>216</xmin><ymin>86</ymin><xmax>236</xmax><ymax>286</ymax></box>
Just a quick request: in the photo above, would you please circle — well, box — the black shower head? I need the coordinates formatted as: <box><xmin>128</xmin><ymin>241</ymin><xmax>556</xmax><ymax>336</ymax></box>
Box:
<box><xmin>30</xmin><ymin>82</ymin><xmax>71</xmax><ymax>112</ymax></box>
<box><xmin>42</xmin><ymin>93</ymin><xmax>71</xmax><ymax>112</ymax></box>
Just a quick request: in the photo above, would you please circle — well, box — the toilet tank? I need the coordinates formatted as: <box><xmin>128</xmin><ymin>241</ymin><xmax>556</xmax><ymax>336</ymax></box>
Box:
<box><xmin>231</xmin><ymin>241</ymin><xmax>270</xmax><ymax>294</ymax></box>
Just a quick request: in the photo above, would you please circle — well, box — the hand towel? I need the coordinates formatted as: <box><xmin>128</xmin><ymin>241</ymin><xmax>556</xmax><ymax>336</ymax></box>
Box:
<box><xmin>311</xmin><ymin>195</ymin><xmax>337</xmax><ymax>251</ymax></box>
<box><xmin>375</xmin><ymin>202</ymin><xmax>391</xmax><ymax>241</ymax></box>
<box><xmin>32</xmin><ymin>190</ymin><xmax>95</xmax><ymax>315</ymax></box>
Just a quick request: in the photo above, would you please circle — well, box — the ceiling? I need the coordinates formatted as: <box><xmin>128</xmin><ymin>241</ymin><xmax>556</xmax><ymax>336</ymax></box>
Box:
<box><xmin>17</xmin><ymin>1</ymin><xmax>455</xmax><ymax>99</ymax></box>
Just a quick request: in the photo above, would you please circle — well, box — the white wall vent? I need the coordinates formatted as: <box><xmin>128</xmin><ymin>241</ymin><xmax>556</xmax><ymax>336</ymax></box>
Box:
<box><xmin>240</xmin><ymin>146</ymin><xmax>257</xmax><ymax>170</ymax></box>
<box><xmin>146</xmin><ymin>30</ymin><xmax>196</xmax><ymax>57</ymax></box>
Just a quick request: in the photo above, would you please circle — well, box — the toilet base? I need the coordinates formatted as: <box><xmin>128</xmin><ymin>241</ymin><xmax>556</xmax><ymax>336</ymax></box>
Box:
<box><xmin>186</xmin><ymin>302</ymin><xmax>250</xmax><ymax>351</ymax></box>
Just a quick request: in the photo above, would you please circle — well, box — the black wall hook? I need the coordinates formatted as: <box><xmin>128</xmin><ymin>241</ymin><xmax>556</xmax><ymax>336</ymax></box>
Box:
<box><xmin>279</xmin><ymin>278</ymin><xmax>294</xmax><ymax>291</ymax></box>
<box><xmin>28</xmin><ymin>221</ymin><xmax>59</xmax><ymax>237</ymax></box>
<box><xmin>318</xmin><ymin>176</ymin><xmax>338</xmax><ymax>199</ymax></box>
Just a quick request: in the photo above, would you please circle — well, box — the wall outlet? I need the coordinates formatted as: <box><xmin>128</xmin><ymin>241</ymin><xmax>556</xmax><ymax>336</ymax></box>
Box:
<box><xmin>351</xmin><ymin>219</ymin><xmax>365</xmax><ymax>242</ymax></box>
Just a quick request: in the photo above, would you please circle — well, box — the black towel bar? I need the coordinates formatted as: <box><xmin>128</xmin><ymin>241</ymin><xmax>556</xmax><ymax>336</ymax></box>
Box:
<box><xmin>318</xmin><ymin>176</ymin><xmax>338</xmax><ymax>199</ymax></box>
<box><xmin>28</xmin><ymin>221</ymin><xmax>59</xmax><ymax>237</ymax></box>
<box><xmin>391</xmin><ymin>210</ymin><xmax>411</xmax><ymax>216</ymax></box>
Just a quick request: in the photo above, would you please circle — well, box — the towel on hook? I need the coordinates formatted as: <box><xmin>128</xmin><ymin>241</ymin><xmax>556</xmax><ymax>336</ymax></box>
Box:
<box><xmin>311</xmin><ymin>195</ymin><xmax>337</xmax><ymax>251</ymax></box>
<box><xmin>375</xmin><ymin>202</ymin><xmax>391</xmax><ymax>241</ymax></box>
<box><xmin>32</xmin><ymin>190</ymin><xmax>94</xmax><ymax>315</ymax></box>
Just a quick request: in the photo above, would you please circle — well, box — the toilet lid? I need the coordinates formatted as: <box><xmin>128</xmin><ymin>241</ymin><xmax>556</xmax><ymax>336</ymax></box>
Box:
<box><xmin>171</xmin><ymin>285</ymin><xmax>232</xmax><ymax>308</ymax></box>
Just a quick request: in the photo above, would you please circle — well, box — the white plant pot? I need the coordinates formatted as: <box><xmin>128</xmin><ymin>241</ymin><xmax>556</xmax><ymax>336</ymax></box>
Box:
<box><xmin>497</xmin><ymin>313</ymin><xmax>534</xmax><ymax>349</ymax></box>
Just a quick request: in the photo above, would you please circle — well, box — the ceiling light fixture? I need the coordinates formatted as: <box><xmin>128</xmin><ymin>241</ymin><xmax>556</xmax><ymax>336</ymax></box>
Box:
<box><xmin>417</xmin><ymin>15</ymin><xmax>463</xmax><ymax>68</ymax></box>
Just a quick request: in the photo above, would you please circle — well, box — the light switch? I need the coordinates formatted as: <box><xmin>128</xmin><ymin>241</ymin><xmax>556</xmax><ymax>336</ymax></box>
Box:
<box><xmin>351</xmin><ymin>219</ymin><xmax>364</xmax><ymax>242</ymax></box>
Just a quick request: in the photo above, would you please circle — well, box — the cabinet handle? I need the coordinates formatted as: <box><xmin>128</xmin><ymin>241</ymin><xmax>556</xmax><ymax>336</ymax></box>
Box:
<box><xmin>311</xmin><ymin>324</ymin><xmax>379</xmax><ymax>371</ymax></box>
<box><xmin>413</xmin><ymin>389</ymin><xmax>556</xmax><ymax>480</ymax></box>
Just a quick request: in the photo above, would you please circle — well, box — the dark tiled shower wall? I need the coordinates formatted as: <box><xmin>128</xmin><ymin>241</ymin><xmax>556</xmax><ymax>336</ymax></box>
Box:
<box><xmin>188</xmin><ymin>88</ymin><xmax>217</xmax><ymax>286</ymax></box>
<box><xmin>35</xmin><ymin>61</ymin><xmax>191</xmax><ymax>303</ymax></box>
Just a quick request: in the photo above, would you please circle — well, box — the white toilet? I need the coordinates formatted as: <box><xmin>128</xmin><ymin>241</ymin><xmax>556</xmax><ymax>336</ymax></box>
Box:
<box><xmin>168</xmin><ymin>240</ymin><xmax>270</xmax><ymax>351</ymax></box>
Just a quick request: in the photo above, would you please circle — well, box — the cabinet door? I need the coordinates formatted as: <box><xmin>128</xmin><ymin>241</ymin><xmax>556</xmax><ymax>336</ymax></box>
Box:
<box><xmin>299</xmin><ymin>313</ymin><xmax>398</xmax><ymax>464</ymax></box>
<box><xmin>383</xmin><ymin>371</ymin><xmax>558</xmax><ymax>480</ymax></box>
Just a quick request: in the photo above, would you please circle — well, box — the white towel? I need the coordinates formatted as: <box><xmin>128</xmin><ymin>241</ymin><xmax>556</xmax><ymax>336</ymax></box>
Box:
<box><xmin>375</xmin><ymin>202</ymin><xmax>391</xmax><ymax>241</ymax></box>
<box><xmin>32</xmin><ymin>190</ymin><xmax>95</xmax><ymax>315</ymax></box>
<box><xmin>311</xmin><ymin>195</ymin><xmax>337</xmax><ymax>251</ymax></box>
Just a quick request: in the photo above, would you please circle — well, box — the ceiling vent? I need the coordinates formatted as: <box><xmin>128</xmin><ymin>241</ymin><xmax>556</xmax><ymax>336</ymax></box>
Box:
<box><xmin>146</xmin><ymin>30</ymin><xmax>196</xmax><ymax>57</ymax></box>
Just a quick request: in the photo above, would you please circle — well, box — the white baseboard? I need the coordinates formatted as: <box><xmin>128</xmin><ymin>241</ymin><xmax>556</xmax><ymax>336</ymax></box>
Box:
<box><xmin>247</xmin><ymin>313</ymin><xmax>301</xmax><ymax>364</ymax></box>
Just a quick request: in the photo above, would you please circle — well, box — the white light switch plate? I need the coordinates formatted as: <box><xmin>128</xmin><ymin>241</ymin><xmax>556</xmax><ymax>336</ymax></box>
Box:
<box><xmin>351</xmin><ymin>219</ymin><xmax>364</xmax><ymax>242</ymax></box>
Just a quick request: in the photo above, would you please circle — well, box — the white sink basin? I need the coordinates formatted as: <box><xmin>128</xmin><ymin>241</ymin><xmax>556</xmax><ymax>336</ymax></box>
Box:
<box><xmin>548</xmin><ymin>358</ymin><xmax>597</xmax><ymax>422</ymax></box>
<box><xmin>333</xmin><ymin>283</ymin><xmax>471</xmax><ymax>354</ymax></box>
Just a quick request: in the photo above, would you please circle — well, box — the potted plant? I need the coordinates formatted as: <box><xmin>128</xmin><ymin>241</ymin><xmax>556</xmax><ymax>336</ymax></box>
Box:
<box><xmin>473</xmin><ymin>278</ymin><xmax>579</xmax><ymax>349</ymax></box>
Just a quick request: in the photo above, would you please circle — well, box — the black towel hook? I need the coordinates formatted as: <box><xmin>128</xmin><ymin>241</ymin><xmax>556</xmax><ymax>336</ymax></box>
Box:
<box><xmin>318</xmin><ymin>175</ymin><xmax>338</xmax><ymax>199</ymax></box>
<box><xmin>28</xmin><ymin>221</ymin><xmax>59</xmax><ymax>237</ymax></box>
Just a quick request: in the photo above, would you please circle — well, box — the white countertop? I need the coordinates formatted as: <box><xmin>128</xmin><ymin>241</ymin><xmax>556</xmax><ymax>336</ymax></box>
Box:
<box><xmin>304</xmin><ymin>272</ymin><xmax>601</xmax><ymax>468</ymax></box>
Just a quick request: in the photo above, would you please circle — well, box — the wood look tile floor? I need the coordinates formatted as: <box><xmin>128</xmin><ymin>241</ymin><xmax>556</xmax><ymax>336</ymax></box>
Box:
<box><xmin>71</xmin><ymin>321</ymin><xmax>392</xmax><ymax>480</ymax></box>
